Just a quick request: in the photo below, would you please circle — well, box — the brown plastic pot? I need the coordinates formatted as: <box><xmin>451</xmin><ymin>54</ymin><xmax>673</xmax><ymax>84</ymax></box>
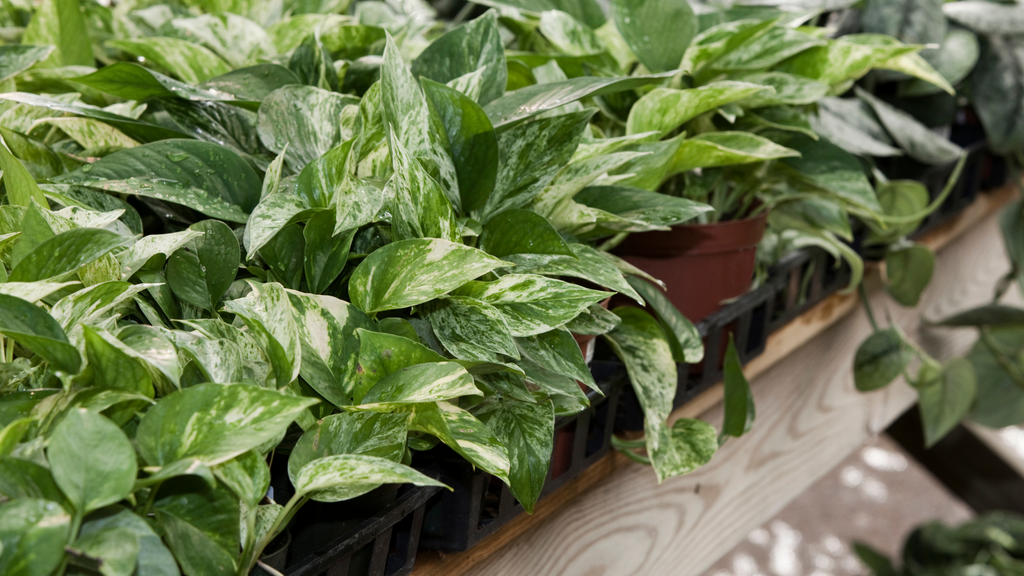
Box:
<box><xmin>613</xmin><ymin>211</ymin><xmax>768</xmax><ymax>322</ymax></box>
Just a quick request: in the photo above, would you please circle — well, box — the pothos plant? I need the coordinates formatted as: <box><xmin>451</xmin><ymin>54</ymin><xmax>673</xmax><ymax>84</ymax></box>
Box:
<box><xmin>855</xmin><ymin>511</ymin><xmax>1024</xmax><ymax>576</ymax></box>
<box><xmin>799</xmin><ymin>0</ymin><xmax>996</xmax><ymax>307</ymax></box>
<box><xmin>0</xmin><ymin>0</ymin><xmax>761</xmax><ymax>574</ymax></box>
<box><xmin>466</xmin><ymin>0</ymin><xmax>959</xmax><ymax>299</ymax></box>
<box><xmin>853</xmin><ymin>198</ymin><xmax>1024</xmax><ymax>448</ymax></box>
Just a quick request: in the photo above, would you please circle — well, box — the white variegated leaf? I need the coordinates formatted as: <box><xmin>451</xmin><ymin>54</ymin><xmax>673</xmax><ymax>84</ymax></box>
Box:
<box><xmin>293</xmin><ymin>454</ymin><xmax>446</xmax><ymax>502</ymax></box>
<box><xmin>456</xmin><ymin>274</ymin><xmax>607</xmax><ymax>337</ymax></box>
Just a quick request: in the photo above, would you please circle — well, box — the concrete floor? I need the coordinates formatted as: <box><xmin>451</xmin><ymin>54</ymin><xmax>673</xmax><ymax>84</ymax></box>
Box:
<box><xmin>703</xmin><ymin>434</ymin><xmax>973</xmax><ymax>576</ymax></box>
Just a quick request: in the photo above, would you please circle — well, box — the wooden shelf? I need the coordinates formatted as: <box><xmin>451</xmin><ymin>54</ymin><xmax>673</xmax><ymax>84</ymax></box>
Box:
<box><xmin>413</xmin><ymin>184</ymin><xmax>1019</xmax><ymax>576</ymax></box>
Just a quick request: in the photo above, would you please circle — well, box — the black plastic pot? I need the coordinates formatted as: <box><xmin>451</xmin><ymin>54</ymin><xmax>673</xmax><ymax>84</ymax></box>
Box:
<box><xmin>415</xmin><ymin>361</ymin><xmax>627</xmax><ymax>552</ymax></box>
<box><xmin>282</xmin><ymin>484</ymin><xmax>441</xmax><ymax>576</ymax></box>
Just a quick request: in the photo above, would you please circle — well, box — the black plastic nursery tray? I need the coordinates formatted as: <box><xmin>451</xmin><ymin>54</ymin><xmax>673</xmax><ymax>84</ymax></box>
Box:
<box><xmin>414</xmin><ymin>360</ymin><xmax>627</xmax><ymax>552</ymax></box>
<box><xmin>280</xmin><ymin>484</ymin><xmax>442</xmax><ymax>576</ymax></box>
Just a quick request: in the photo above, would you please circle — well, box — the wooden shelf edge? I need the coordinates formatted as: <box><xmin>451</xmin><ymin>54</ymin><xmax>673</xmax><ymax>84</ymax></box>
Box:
<box><xmin>411</xmin><ymin>183</ymin><xmax>1019</xmax><ymax>576</ymax></box>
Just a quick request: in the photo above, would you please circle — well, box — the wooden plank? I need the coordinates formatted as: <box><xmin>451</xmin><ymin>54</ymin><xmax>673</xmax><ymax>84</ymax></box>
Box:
<box><xmin>413</xmin><ymin>185</ymin><xmax>1017</xmax><ymax>576</ymax></box>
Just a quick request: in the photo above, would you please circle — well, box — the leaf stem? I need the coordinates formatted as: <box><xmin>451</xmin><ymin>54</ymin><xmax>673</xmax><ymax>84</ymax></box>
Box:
<box><xmin>611</xmin><ymin>435</ymin><xmax>652</xmax><ymax>466</ymax></box>
<box><xmin>859</xmin><ymin>283</ymin><xmax>879</xmax><ymax>332</ymax></box>
<box><xmin>140</xmin><ymin>480</ymin><xmax>163</xmax><ymax>517</ymax></box>
<box><xmin>243</xmin><ymin>494</ymin><xmax>308</xmax><ymax>575</ymax></box>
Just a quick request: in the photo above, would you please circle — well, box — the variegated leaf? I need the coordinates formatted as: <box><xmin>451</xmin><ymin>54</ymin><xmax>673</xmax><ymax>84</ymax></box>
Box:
<box><xmin>385</xmin><ymin>128</ymin><xmax>460</xmax><ymax>243</ymax></box>
<box><xmin>351</xmin><ymin>361</ymin><xmax>479</xmax><ymax>410</ymax></box>
<box><xmin>381</xmin><ymin>33</ymin><xmax>461</xmax><ymax>210</ymax></box>
<box><xmin>136</xmin><ymin>383</ymin><xmax>318</xmax><ymax>467</ymax></box>
<box><xmin>477</xmin><ymin>110</ymin><xmax>592</xmax><ymax>222</ymax></box>
<box><xmin>516</xmin><ymin>328</ymin><xmax>594</xmax><ymax>389</ymax></box>
<box><xmin>107</xmin><ymin>37</ymin><xmax>231</xmax><ymax>84</ymax></box>
<box><xmin>288</xmin><ymin>412</ymin><xmax>409</xmax><ymax>484</ymax></box>
<box><xmin>0</xmin><ymin>281</ymin><xmax>78</xmax><ymax>303</ymax></box>
<box><xmin>348</xmin><ymin>238</ymin><xmax>510</xmax><ymax>314</ymax></box>
<box><xmin>50</xmin><ymin>281</ymin><xmax>154</xmax><ymax>345</ymax></box>
<box><xmin>32</xmin><ymin>118</ymin><xmax>140</xmax><ymax>150</ymax></box>
<box><xmin>603</xmin><ymin>307</ymin><xmax>678</xmax><ymax>482</ymax></box>
<box><xmin>257</xmin><ymin>85</ymin><xmax>359</xmax><ymax>172</ymax></box>
<box><xmin>410</xmin><ymin>401</ymin><xmax>510</xmax><ymax>481</ymax></box>
<box><xmin>353</xmin><ymin>329</ymin><xmax>446</xmax><ymax>402</ymax></box>
<box><xmin>483</xmin><ymin>72</ymin><xmax>674</xmax><ymax>127</ymax></box>
<box><xmin>117</xmin><ymin>230</ymin><xmax>204</xmax><ymax>280</ymax></box>
<box><xmin>222</xmin><ymin>283</ymin><xmax>301</xmax><ymax>388</ymax></box>
<box><xmin>423</xmin><ymin>296</ymin><xmax>518</xmax><ymax>361</ymax></box>
<box><xmin>287</xmin><ymin>291</ymin><xmax>374</xmax><ymax>408</ymax></box>
<box><xmin>293</xmin><ymin>454</ymin><xmax>445</xmax><ymax>502</ymax></box>
<box><xmin>504</xmin><ymin>244</ymin><xmax>643</xmax><ymax>305</ymax></box>
<box><xmin>475</xmin><ymin>397</ymin><xmax>554</xmax><ymax>513</ymax></box>
<box><xmin>456</xmin><ymin>274</ymin><xmax>607</xmax><ymax>337</ymax></box>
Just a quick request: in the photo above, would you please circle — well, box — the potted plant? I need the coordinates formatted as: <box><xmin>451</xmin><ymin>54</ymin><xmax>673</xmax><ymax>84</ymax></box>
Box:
<box><xmin>0</xmin><ymin>0</ymin><xmax>761</xmax><ymax>571</ymax></box>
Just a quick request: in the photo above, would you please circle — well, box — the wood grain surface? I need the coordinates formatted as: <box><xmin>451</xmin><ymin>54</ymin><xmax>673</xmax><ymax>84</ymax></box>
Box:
<box><xmin>414</xmin><ymin>186</ymin><xmax>1017</xmax><ymax>576</ymax></box>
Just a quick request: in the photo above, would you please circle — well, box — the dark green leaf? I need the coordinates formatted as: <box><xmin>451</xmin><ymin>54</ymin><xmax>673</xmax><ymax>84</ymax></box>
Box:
<box><xmin>166</xmin><ymin>220</ymin><xmax>239</xmax><ymax>312</ymax></box>
<box><xmin>480</xmin><ymin>209</ymin><xmax>575</xmax><ymax>258</ymax></box>
<box><xmin>886</xmin><ymin>244</ymin><xmax>934</xmax><ymax>307</ymax></box>
<box><xmin>720</xmin><ymin>333</ymin><xmax>754</xmax><ymax>443</ymax></box>
<box><xmin>856</xmin><ymin>88</ymin><xmax>962</xmax><ymax>165</ymax></box>
<box><xmin>919</xmin><ymin>358</ymin><xmax>976</xmax><ymax>447</ymax></box>
<box><xmin>944</xmin><ymin>1</ymin><xmax>1024</xmax><ymax>35</ymax></box>
<box><xmin>0</xmin><ymin>293</ymin><xmax>81</xmax><ymax>373</ymax></box>
<box><xmin>56</xmin><ymin>140</ymin><xmax>261</xmax><ymax>223</ymax></box>
<box><xmin>154</xmin><ymin>478</ymin><xmax>238</xmax><ymax>576</ymax></box>
<box><xmin>611</xmin><ymin>0</ymin><xmax>695</xmax><ymax>72</ymax></box>
<box><xmin>862</xmin><ymin>0</ymin><xmax>946</xmax><ymax>45</ymax></box>
<box><xmin>0</xmin><ymin>136</ymin><xmax>47</xmax><ymax>208</ymax></box>
<box><xmin>72</xmin><ymin>63</ymin><xmax>239</xmax><ymax>104</ymax></box>
<box><xmin>422</xmin><ymin>78</ymin><xmax>498</xmax><ymax>214</ymax></box>
<box><xmin>969</xmin><ymin>36</ymin><xmax>1024</xmax><ymax>155</ymax></box>
<box><xmin>931</xmin><ymin>305</ymin><xmax>1024</xmax><ymax>328</ymax></box>
<box><xmin>853</xmin><ymin>328</ymin><xmax>913</xmax><ymax>391</ymax></box>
